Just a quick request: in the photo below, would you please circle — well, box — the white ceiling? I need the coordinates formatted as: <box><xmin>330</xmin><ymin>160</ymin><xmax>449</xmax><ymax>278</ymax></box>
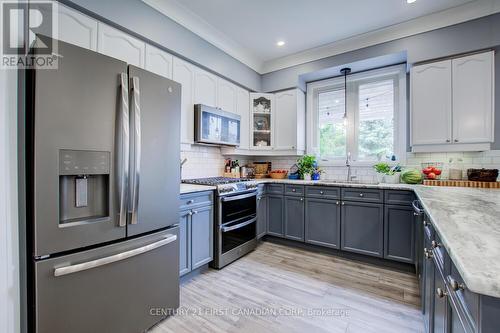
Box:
<box><xmin>144</xmin><ymin>0</ymin><xmax>500</xmax><ymax>73</ymax></box>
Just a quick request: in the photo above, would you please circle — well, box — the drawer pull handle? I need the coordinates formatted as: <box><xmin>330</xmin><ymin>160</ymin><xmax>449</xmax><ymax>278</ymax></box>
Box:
<box><xmin>436</xmin><ymin>288</ymin><xmax>448</xmax><ymax>298</ymax></box>
<box><xmin>423</xmin><ymin>220</ymin><xmax>429</xmax><ymax>227</ymax></box>
<box><xmin>450</xmin><ymin>278</ymin><xmax>465</xmax><ymax>291</ymax></box>
<box><xmin>359</xmin><ymin>193</ymin><xmax>364</xmax><ymax>197</ymax></box>
<box><xmin>431</xmin><ymin>240</ymin><xmax>441</xmax><ymax>249</ymax></box>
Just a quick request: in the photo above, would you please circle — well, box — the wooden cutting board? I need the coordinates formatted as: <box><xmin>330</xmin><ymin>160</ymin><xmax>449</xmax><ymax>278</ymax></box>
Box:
<box><xmin>423</xmin><ymin>180</ymin><xmax>500</xmax><ymax>188</ymax></box>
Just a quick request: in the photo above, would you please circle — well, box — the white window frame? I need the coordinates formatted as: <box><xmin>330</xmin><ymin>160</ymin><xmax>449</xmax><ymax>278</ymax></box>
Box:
<box><xmin>306</xmin><ymin>64</ymin><xmax>407</xmax><ymax>166</ymax></box>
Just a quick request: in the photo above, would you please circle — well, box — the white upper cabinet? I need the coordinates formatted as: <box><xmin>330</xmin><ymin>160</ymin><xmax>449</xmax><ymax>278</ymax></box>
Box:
<box><xmin>411</xmin><ymin>51</ymin><xmax>494</xmax><ymax>152</ymax></box>
<box><xmin>250</xmin><ymin>93</ymin><xmax>275</xmax><ymax>150</ymax></box>
<box><xmin>173</xmin><ymin>57</ymin><xmax>195</xmax><ymax>144</ymax></box>
<box><xmin>217</xmin><ymin>78</ymin><xmax>237</xmax><ymax>113</ymax></box>
<box><xmin>274</xmin><ymin>89</ymin><xmax>306</xmax><ymax>151</ymax></box>
<box><xmin>236</xmin><ymin>87</ymin><xmax>250</xmax><ymax>150</ymax></box>
<box><xmin>56</xmin><ymin>4</ymin><xmax>98</xmax><ymax>50</ymax></box>
<box><xmin>97</xmin><ymin>23</ymin><xmax>145</xmax><ymax>67</ymax></box>
<box><xmin>145</xmin><ymin>44</ymin><xmax>173</xmax><ymax>79</ymax></box>
<box><xmin>193</xmin><ymin>68</ymin><xmax>217</xmax><ymax>107</ymax></box>
<box><xmin>452</xmin><ymin>51</ymin><xmax>494</xmax><ymax>144</ymax></box>
<box><xmin>411</xmin><ymin>60</ymin><xmax>452</xmax><ymax>146</ymax></box>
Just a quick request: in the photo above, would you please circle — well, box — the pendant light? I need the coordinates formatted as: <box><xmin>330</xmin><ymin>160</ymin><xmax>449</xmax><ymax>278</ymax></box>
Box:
<box><xmin>340</xmin><ymin>67</ymin><xmax>351</xmax><ymax>121</ymax></box>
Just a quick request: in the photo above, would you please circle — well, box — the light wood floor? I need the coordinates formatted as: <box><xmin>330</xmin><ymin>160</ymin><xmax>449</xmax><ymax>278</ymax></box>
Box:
<box><xmin>152</xmin><ymin>241</ymin><xmax>423</xmax><ymax>333</ymax></box>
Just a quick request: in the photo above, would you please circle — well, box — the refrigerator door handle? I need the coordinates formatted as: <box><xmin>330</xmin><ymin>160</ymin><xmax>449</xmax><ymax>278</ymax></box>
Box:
<box><xmin>129</xmin><ymin>76</ymin><xmax>141</xmax><ymax>225</ymax></box>
<box><xmin>117</xmin><ymin>73</ymin><xmax>129</xmax><ymax>227</ymax></box>
<box><xmin>53</xmin><ymin>234</ymin><xmax>177</xmax><ymax>277</ymax></box>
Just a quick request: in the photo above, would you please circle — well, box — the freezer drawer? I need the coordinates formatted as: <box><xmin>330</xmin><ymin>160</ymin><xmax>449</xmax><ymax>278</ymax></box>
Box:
<box><xmin>35</xmin><ymin>228</ymin><xmax>179</xmax><ymax>333</ymax></box>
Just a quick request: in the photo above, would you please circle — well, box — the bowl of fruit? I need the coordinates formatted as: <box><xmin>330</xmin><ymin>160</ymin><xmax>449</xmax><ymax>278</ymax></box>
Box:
<box><xmin>421</xmin><ymin>163</ymin><xmax>443</xmax><ymax>180</ymax></box>
<box><xmin>269</xmin><ymin>169</ymin><xmax>288</xmax><ymax>179</ymax></box>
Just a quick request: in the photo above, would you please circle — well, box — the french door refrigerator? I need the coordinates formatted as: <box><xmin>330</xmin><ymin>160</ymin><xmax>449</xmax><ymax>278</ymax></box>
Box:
<box><xmin>26</xmin><ymin>37</ymin><xmax>181</xmax><ymax>333</ymax></box>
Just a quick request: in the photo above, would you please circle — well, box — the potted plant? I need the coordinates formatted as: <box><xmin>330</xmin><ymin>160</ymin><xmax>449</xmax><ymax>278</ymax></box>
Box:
<box><xmin>373</xmin><ymin>162</ymin><xmax>390</xmax><ymax>183</ymax></box>
<box><xmin>297</xmin><ymin>155</ymin><xmax>317</xmax><ymax>180</ymax></box>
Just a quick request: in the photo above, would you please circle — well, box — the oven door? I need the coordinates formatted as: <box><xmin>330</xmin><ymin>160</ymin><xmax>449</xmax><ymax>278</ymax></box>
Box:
<box><xmin>219</xmin><ymin>191</ymin><xmax>257</xmax><ymax>255</ymax></box>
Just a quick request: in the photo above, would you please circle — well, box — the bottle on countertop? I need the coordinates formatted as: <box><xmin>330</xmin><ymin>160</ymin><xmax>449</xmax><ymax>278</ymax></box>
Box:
<box><xmin>448</xmin><ymin>158</ymin><xmax>463</xmax><ymax>180</ymax></box>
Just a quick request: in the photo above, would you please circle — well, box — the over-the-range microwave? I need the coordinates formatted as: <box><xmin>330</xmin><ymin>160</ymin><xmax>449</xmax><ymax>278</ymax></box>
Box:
<box><xmin>194</xmin><ymin>104</ymin><xmax>241</xmax><ymax>146</ymax></box>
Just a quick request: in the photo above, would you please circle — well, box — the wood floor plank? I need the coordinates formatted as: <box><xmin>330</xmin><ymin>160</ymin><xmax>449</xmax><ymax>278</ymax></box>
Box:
<box><xmin>151</xmin><ymin>241</ymin><xmax>423</xmax><ymax>333</ymax></box>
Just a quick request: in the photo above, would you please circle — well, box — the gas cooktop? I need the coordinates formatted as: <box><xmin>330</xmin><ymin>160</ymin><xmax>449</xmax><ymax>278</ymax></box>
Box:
<box><xmin>182</xmin><ymin>177</ymin><xmax>257</xmax><ymax>195</ymax></box>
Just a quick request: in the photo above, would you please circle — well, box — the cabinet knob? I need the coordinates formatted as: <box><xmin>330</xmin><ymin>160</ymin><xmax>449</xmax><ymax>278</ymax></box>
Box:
<box><xmin>423</xmin><ymin>220</ymin><xmax>429</xmax><ymax>227</ymax></box>
<box><xmin>257</xmin><ymin>197</ymin><xmax>261</xmax><ymax>201</ymax></box>
<box><xmin>320</xmin><ymin>191</ymin><xmax>324</xmax><ymax>195</ymax></box>
<box><xmin>359</xmin><ymin>193</ymin><xmax>364</xmax><ymax>197</ymax></box>
<box><xmin>187</xmin><ymin>199</ymin><xmax>195</xmax><ymax>205</ymax></box>
<box><xmin>431</xmin><ymin>240</ymin><xmax>441</xmax><ymax>249</ymax></box>
<box><xmin>300</xmin><ymin>198</ymin><xmax>303</xmax><ymax>202</ymax></box>
<box><xmin>446</xmin><ymin>139</ymin><xmax>451</xmax><ymax>143</ymax></box>
<box><xmin>188</xmin><ymin>211</ymin><xmax>193</xmax><ymax>216</ymax></box>
<box><xmin>424</xmin><ymin>248</ymin><xmax>433</xmax><ymax>259</ymax></box>
<box><xmin>436</xmin><ymin>287</ymin><xmax>448</xmax><ymax>298</ymax></box>
<box><xmin>336</xmin><ymin>201</ymin><xmax>340</xmax><ymax>205</ymax></box>
<box><xmin>449</xmin><ymin>278</ymin><xmax>465</xmax><ymax>291</ymax></box>
<box><xmin>292</xmin><ymin>188</ymin><xmax>296</xmax><ymax>192</ymax></box>
<box><xmin>341</xmin><ymin>202</ymin><xmax>345</xmax><ymax>206</ymax></box>
<box><xmin>454</xmin><ymin>139</ymin><xmax>459</xmax><ymax>143</ymax></box>
<box><xmin>192</xmin><ymin>210</ymin><xmax>198</xmax><ymax>215</ymax></box>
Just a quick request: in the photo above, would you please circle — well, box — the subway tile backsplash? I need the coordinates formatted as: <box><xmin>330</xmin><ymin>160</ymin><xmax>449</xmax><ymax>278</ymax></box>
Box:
<box><xmin>181</xmin><ymin>146</ymin><xmax>500</xmax><ymax>182</ymax></box>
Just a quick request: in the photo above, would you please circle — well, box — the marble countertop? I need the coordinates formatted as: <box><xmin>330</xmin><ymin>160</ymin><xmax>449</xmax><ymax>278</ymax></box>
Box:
<box><xmin>179</xmin><ymin>178</ymin><xmax>500</xmax><ymax>297</ymax></box>
<box><xmin>180</xmin><ymin>183</ymin><xmax>216</xmax><ymax>194</ymax></box>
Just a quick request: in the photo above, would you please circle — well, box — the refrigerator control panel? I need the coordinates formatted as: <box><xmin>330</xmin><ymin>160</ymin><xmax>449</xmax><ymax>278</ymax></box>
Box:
<box><xmin>59</xmin><ymin>150</ymin><xmax>110</xmax><ymax>175</ymax></box>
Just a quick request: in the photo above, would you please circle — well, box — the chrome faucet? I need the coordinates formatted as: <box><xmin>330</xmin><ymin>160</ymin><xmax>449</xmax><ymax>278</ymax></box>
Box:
<box><xmin>346</xmin><ymin>152</ymin><xmax>357</xmax><ymax>182</ymax></box>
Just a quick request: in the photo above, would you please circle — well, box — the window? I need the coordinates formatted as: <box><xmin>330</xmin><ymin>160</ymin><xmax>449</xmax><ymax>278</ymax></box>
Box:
<box><xmin>307</xmin><ymin>65</ymin><xmax>406</xmax><ymax>165</ymax></box>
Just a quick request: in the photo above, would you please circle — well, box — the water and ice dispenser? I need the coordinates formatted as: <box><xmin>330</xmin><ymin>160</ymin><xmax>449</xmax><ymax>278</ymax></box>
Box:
<box><xmin>59</xmin><ymin>150</ymin><xmax>110</xmax><ymax>226</ymax></box>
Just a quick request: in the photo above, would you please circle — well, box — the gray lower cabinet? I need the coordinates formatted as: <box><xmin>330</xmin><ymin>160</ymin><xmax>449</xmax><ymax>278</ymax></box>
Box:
<box><xmin>305</xmin><ymin>198</ymin><xmax>341</xmax><ymax>249</ymax></box>
<box><xmin>267</xmin><ymin>195</ymin><xmax>284</xmax><ymax>237</ymax></box>
<box><xmin>257</xmin><ymin>195</ymin><xmax>268</xmax><ymax>239</ymax></box>
<box><xmin>179</xmin><ymin>192</ymin><xmax>214</xmax><ymax>277</ymax></box>
<box><xmin>284</xmin><ymin>196</ymin><xmax>304</xmax><ymax>241</ymax></box>
<box><xmin>191</xmin><ymin>205</ymin><xmax>214</xmax><ymax>270</ymax></box>
<box><xmin>433</xmin><ymin>267</ymin><xmax>448</xmax><ymax>333</ymax></box>
<box><xmin>341</xmin><ymin>201</ymin><xmax>384</xmax><ymax>257</ymax></box>
<box><xmin>384</xmin><ymin>205</ymin><xmax>415</xmax><ymax>263</ymax></box>
<box><xmin>448</xmin><ymin>300</ymin><xmax>467</xmax><ymax>333</ymax></box>
<box><xmin>179</xmin><ymin>210</ymin><xmax>191</xmax><ymax>276</ymax></box>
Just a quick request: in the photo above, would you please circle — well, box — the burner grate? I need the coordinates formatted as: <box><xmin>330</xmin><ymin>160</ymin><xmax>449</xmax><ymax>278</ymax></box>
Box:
<box><xmin>182</xmin><ymin>177</ymin><xmax>251</xmax><ymax>186</ymax></box>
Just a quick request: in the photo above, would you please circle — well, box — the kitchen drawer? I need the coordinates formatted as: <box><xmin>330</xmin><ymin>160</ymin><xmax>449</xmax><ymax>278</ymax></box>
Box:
<box><xmin>384</xmin><ymin>190</ymin><xmax>414</xmax><ymax>206</ymax></box>
<box><xmin>446</xmin><ymin>262</ymin><xmax>479</xmax><ymax>331</ymax></box>
<box><xmin>305</xmin><ymin>186</ymin><xmax>340</xmax><ymax>200</ymax></box>
<box><xmin>285</xmin><ymin>185</ymin><xmax>304</xmax><ymax>197</ymax></box>
<box><xmin>341</xmin><ymin>188</ymin><xmax>383</xmax><ymax>203</ymax></box>
<box><xmin>267</xmin><ymin>184</ymin><xmax>284</xmax><ymax>195</ymax></box>
<box><xmin>179</xmin><ymin>191</ymin><xmax>213</xmax><ymax>211</ymax></box>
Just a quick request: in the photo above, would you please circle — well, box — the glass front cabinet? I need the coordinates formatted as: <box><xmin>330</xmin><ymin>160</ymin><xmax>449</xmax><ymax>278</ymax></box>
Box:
<box><xmin>250</xmin><ymin>93</ymin><xmax>275</xmax><ymax>149</ymax></box>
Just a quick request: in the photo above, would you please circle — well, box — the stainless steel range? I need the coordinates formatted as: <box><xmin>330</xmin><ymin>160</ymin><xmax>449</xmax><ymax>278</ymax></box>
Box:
<box><xmin>182</xmin><ymin>177</ymin><xmax>258</xmax><ymax>268</ymax></box>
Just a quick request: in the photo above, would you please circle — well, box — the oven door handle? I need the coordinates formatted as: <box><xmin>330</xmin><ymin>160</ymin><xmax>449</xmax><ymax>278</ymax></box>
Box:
<box><xmin>221</xmin><ymin>217</ymin><xmax>257</xmax><ymax>233</ymax></box>
<box><xmin>221</xmin><ymin>191</ymin><xmax>257</xmax><ymax>202</ymax></box>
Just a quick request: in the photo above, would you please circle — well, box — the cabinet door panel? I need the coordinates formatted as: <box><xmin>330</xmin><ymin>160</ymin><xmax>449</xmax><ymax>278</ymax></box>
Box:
<box><xmin>217</xmin><ymin>78</ymin><xmax>237</xmax><ymax>113</ymax></box>
<box><xmin>267</xmin><ymin>195</ymin><xmax>284</xmax><ymax>237</ymax></box>
<box><xmin>341</xmin><ymin>202</ymin><xmax>383</xmax><ymax>257</ymax></box>
<box><xmin>173</xmin><ymin>57</ymin><xmax>195</xmax><ymax>144</ymax></box>
<box><xmin>411</xmin><ymin>60</ymin><xmax>452</xmax><ymax>145</ymax></box>
<box><xmin>56</xmin><ymin>4</ymin><xmax>98</xmax><ymax>50</ymax></box>
<box><xmin>237</xmin><ymin>88</ymin><xmax>250</xmax><ymax>150</ymax></box>
<box><xmin>145</xmin><ymin>44</ymin><xmax>173</xmax><ymax>79</ymax></box>
<box><xmin>97</xmin><ymin>23</ymin><xmax>145</xmax><ymax>67</ymax></box>
<box><xmin>179</xmin><ymin>210</ymin><xmax>191</xmax><ymax>276</ymax></box>
<box><xmin>284</xmin><ymin>196</ymin><xmax>304</xmax><ymax>241</ymax></box>
<box><xmin>384</xmin><ymin>205</ymin><xmax>415</xmax><ymax>263</ymax></box>
<box><xmin>275</xmin><ymin>90</ymin><xmax>296</xmax><ymax>150</ymax></box>
<box><xmin>452</xmin><ymin>52</ymin><xmax>494</xmax><ymax>143</ymax></box>
<box><xmin>433</xmin><ymin>270</ymin><xmax>447</xmax><ymax>333</ymax></box>
<box><xmin>191</xmin><ymin>205</ymin><xmax>214</xmax><ymax>269</ymax></box>
<box><xmin>257</xmin><ymin>195</ymin><xmax>268</xmax><ymax>239</ymax></box>
<box><xmin>305</xmin><ymin>198</ymin><xmax>340</xmax><ymax>248</ymax></box>
<box><xmin>194</xmin><ymin>69</ymin><xmax>217</xmax><ymax>107</ymax></box>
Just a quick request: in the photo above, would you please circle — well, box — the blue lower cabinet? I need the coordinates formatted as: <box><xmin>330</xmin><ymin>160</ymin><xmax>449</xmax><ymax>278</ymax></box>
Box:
<box><xmin>433</xmin><ymin>268</ymin><xmax>447</xmax><ymax>333</ymax></box>
<box><xmin>284</xmin><ymin>196</ymin><xmax>305</xmax><ymax>241</ymax></box>
<box><xmin>384</xmin><ymin>205</ymin><xmax>415</xmax><ymax>263</ymax></box>
<box><xmin>191</xmin><ymin>205</ymin><xmax>214</xmax><ymax>270</ymax></box>
<box><xmin>179</xmin><ymin>210</ymin><xmax>191</xmax><ymax>276</ymax></box>
<box><xmin>341</xmin><ymin>201</ymin><xmax>384</xmax><ymax>257</ymax></box>
<box><xmin>267</xmin><ymin>195</ymin><xmax>284</xmax><ymax>237</ymax></box>
<box><xmin>305</xmin><ymin>198</ymin><xmax>341</xmax><ymax>249</ymax></box>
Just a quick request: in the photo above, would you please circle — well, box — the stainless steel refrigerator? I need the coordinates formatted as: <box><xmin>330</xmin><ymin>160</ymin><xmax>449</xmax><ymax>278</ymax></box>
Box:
<box><xmin>26</xmin><ymin>37</ymin><xmax>181</xmax><ymax>333</ymax></box>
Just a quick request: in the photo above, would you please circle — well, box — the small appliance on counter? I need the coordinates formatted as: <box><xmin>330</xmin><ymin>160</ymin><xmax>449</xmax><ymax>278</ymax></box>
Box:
<box><xmin>253</xmin><ymin>161</ymin><xmax>272</xmax><ymax>178</ymax></box>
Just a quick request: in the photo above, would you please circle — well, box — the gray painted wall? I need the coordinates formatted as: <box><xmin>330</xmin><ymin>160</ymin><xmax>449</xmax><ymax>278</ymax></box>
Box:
<box><xmin>62</xmin><ymin>0</ymin><xmax>262</xmax><ymax>92</ymax></box>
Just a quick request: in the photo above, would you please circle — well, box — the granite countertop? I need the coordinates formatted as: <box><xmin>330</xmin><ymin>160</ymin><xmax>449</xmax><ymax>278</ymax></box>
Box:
<box><xmin>180</xmin><ymin>183</ymin><xmax>216</xmax><ymax>194</ymax></box>
<box><xmin>179</xmin><ymin>178</ymin><xmax>500</xmax><ymax>297</ymax></box>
